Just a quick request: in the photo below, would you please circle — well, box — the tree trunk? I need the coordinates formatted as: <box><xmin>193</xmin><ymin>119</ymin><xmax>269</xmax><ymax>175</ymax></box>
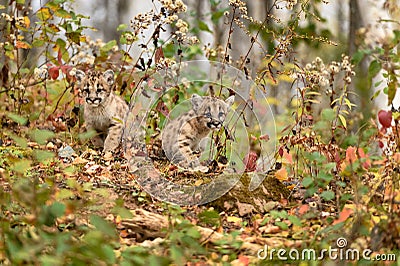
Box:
<box><xmin>348</xmin><ymin>0</ymin><xmax>363</xmax><ymax>56</ymax></box>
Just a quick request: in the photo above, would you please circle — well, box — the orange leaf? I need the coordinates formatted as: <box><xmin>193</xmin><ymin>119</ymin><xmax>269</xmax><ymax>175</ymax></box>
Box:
<box><xmin>238</xmin><ymin>255</ymin><xmax>250</xmax><ymax>266</ymax></box>
<box><xmin>345</xmin><ymin>146</ymin><xmax>357</xmax><ymax>164</ymax></box>
<box><xmin>283</xmin><ymin>150</ymin><xmax>293</xmax><ymax>164</ymax></box>
<box><xmin>298</xmin><ymin>204</ymin><xmax>309</xmax><ymax>215</ymax></box>
<box><xmin>333</xmin><ymin>207</ymin><xmax>353</xmax><ymax>225</ymax></box>
<box><xmin>275</xmin><ymin>168</ymin><xmax>288</xmax><ymax>181</ymax></box>
<box><xmin>15</xmin><ymin>40</ymin><xmax>31</xmax><ymax>49</ymax></box>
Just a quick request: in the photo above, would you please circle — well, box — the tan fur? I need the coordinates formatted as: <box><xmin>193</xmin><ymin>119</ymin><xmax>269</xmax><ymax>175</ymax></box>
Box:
<box><xmin>162</xmin><ymin>94</ymin><xmax>234</xmax><ymax>171</ymax></box>
<box><xmin>75</xmin><ymin>69</ymin><xmax>128</xmax><ymax>152</ymax></box>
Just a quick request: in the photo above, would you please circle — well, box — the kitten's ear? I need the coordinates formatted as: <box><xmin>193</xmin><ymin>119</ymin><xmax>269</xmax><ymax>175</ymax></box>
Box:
<box><xmin>225</xmin><ymin>95</ymin><xmax>235</xmax><ymax>107</ymax></box>
<box><xmin>191</xmin><ymin>94</ymin><xmax>203</xmax><ymax>112</ymax></box>
<box><xmin>75</xmin><ymin>70</ymin><xmax>86</xmax><ymax>84</ymax></box>
<box><xmin>103</xmin><ymin>69</ymin><xmax>115</xmax><ymax>86</ymax></box>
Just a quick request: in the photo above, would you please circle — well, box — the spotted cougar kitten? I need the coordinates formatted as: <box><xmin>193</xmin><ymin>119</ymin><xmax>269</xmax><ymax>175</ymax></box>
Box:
<box><xmin>162</xmin><ymin>94</ymin><xmax>234</xmax><ymax>172</ymax></box>
<box><xmin>75</xmin><ymin>69</ymin><xmax>128</xmax><ymax>153</ymax></box>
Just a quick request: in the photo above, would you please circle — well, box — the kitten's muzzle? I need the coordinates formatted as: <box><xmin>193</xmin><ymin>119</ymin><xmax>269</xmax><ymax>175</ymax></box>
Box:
<box><xmin>86</xmin><ymin>97</ymin><xmax>102</xmax><ymax>105</ymax></box>
<box><xmin>207</xmin><ymin>120</ymin><xmax>222</xmax><ymax>129</ymax></box>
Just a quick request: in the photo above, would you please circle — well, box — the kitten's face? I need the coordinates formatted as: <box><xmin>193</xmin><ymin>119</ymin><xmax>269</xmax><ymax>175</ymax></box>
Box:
<box><xmin>191</xmin><ymin>94</ymin><xmax>235</xmax><ymax>130</ymax></box>
<box><xmin>75</xmin><ymin>69</ymin><xmax>114</xmax><ymax>107</ymax></box>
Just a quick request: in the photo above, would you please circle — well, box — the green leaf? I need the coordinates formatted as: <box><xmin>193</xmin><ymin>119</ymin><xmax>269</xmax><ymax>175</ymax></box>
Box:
<box><xmin>170</xmin><ymin>245</ymin><xmax>184</xmax><ymax>265</ymax></box>
<box><xmin>198</xmin><ymin>210</ymin><xmax>220</xmax><ymax>227</ymax></box>
<box><xmin>321</xmin><ymin>109</ymin><xmax>335</xmax><ymax>122</ymax></box>
<box><xmin>185</xmin><ymin>227</ymin><xmax>201</xmax><ymax>239</ymax></box>
<box><xmin>16</xmin><ymin>0</ymin><xmax>25</xmax><ymax>4</ymax></box>
<box><xmin>275</xmin><ymin>221</ymin><xmax>288</xmax><ymax>230</ymax></box>
<box><xmin>321</xmin><ymin>190</ymin><xmax>335</xmax><ymax>201</ymax></box>
<box><xmin>56</xmin><ymin>189</ymin><xmax>74</xmax><ymax>200</ymax></box>
<box><xmin>40</xmin><ymin>255</ymin><xmax>63</xmax><ymax>266</ymax></box>
<box><xmin>370</xmin><ymin>89</ymin><xmax>381</xmax><ymax>101</ymax></box>
<box><xmin>368</xmin><ymin>60</ymin><xmax>381</xmax><ymax>79</ymax></box>
<box><xmin>211</xmin><ymin>8</ymin><xmax>228</xmax><ymax>24</ymax></box>
<box><xmin>11</xmin><ymin>159</ymin><xmax>31</xmax><ymax>174</ymax></box>
<box><xmin>102</xmin><ymin>245</ymin><xmax>116</xmax><ymax>264</ymax></box>
<box><xmin>100</xmin><ymin>40</ymin><xmax>117</xmax><ymax>55</ymax></box>
<box><xmin>78</xmin><ymin>129</ymin><xmax>97</xmax><ymax>140</ymax></box>
<box><xmin>29</xmin><ymin>129</ymin><xmax>55</xmax><ymax>145</ymax></box>
<box><xmin>55</xmin><ymin>9</ymin><xmax>71</xmax><ymax>18</ymax></box>
<box><xmin>66</xmin><ymin>31</ymin><xmax>81</xmax><ymax>44</ymax></box>
<box><xmin>288</xmin><ymin>215</ymin><xmax>302</xmax><ymax>226</ymax></box>
<box><xmin>117</xmin><ymin>24</ymin><xmax>128</xmax><ymax>31</ymax></box>
<box><xmin>388</xmin><ymin>78</ymin><xmax>397</xmax><ymax>106</ymax></box>
<box><xmin>89</xmin><ymin>215</ymin><xmax>116</xmax><ymax>237</ymax></box>
<box><xmin>7</xmin><ymin>113</ymin><xmax>28</xmax><ymax>125</ymax></box>
<box><xmin>10</xmin><ymin>134</ymin><xmax>28</xmax><ymax>148</ymax></box>
<box><xmin>50</xmin><ymin>202</ymin><xmax>66</xmax><ymax>217</ymax></box>
<box><xmin>351</xmin><ymin>50</ymin><xmax>366</xmax><ymax>65</ymax></box>
<box><xmin>197</xmin><ymin>20</ymin><xmax>212</xmax><ymax>33</ymax></box>
<box><xmin>317</xmin><ymin>172</ymin><xmax>333</xmax><ymax>183</ymax></box>
<box><xmin>302</xmin><ymin>176</ymin><xmax>313</xmax><ymax>187</ymax></box>
<box><xmin>33</xmin><ymin>150</ymin><xmax>55</xmax><ymax>162</ymax></box>
<box><xmin>112</xmin><ymin>206</ymin><xmax>133</xmax><ymax>219</ymax></box>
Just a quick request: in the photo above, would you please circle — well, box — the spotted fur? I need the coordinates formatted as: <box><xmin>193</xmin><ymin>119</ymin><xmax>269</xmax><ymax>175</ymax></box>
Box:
<box><xmin>162</xmin><ymin>94</ymin><xmax>234</xmax><ymax>171</ymax></box>
<box><xmin>75</xmin><ymin>69</ymin><xmax>128</xmax><ymax>152</ymax></box>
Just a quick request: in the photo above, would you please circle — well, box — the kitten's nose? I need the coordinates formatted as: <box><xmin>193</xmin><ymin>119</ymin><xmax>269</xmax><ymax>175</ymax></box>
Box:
<box><xmin>86</xmin><ymin>98</ymin><xmax>101</xmax><ymax>104</ymax></box>
<box><xmin>208</xmin><ymin>120</ymin><xmax>221</xmax><ymax>129</ymax></box>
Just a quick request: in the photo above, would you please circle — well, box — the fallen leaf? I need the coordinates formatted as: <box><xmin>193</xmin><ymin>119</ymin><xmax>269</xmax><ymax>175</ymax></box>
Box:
<box><xmin>237</xmin><ymin>202</ymin><xmax>255</xmax><ymax>216</ymax></box>
<box><xmin>333</xmin><ymin>207</ymin><xmax>353</xmax><ymax>225</ymax></box>
<box><xmin>72</xmin><ymin>157</ymin><xmax>89</xmax><ymax>165</ymax></box>
<box><xmin>259</xmin><ymin>225</ymin><xmax>281</xmax><ymax>234</ymax></box>
<box><xmin>227</xmin><ymin>216</ymin><xmax>242</xmax><ymax>224</ymax></box>
<box><xmin>298</xmin><ymin>204</ymin><xmax>310</xmax><ymax>215</ymax></box>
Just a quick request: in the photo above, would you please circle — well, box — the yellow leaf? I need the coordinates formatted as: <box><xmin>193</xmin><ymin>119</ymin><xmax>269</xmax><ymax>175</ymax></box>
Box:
<box><xmin>338</xmin><ymin>114</ymin><xmax>347</xmax><ymax>129</ymax></box>
<box><xmin>37</xmin><ymin>7</ymin><xmax>52</xmax><ymax>21</ymax></box>
<box><xmin>227</xmin><ymin>216</ymin><xmax>242</xmax><ymax>224</ymax></box>
<box><xmin>372</xmin><ymin>215</ymin><xmax>380</xmax><ymax>224</ymax></box>
<box><xmin>24</xmin><ymin>16</ymin><xmax>30</xmax><ymax>28</ymax></box>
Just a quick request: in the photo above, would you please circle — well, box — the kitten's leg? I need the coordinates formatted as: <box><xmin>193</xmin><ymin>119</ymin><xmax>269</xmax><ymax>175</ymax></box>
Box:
<box><xmin>178</xmin><ymin>141</ymin><xmax>208</xmax><ymax>172</ymax></box>
<box><xmin>103</xmin><ymin>123</ymin><xmax>123</xmax><ymax>152</ymax></box>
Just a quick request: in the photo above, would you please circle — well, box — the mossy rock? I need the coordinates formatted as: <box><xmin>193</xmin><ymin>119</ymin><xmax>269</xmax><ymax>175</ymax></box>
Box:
<box><xmin>209</xmin><ymin>172</ymin><xmax>290</xmax><ymax>214</ymax></box>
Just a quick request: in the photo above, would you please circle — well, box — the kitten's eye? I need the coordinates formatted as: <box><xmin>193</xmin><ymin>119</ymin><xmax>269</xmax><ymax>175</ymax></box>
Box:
<box><xmin>96</xmin><ymin>88</ymin><xmax>103</xmax><ymax>93</ymax></box>
<box><xmin>204</xmin><ymin>112</ymin><xmax>212</xmax><ymax>118</ymax></box>
<box><xmin>83</xmin><ymin>88</ymin><xmax>89</xmax><ymax>94</ymax></box>
<box><xmin>218</xmin><ymin>112</ymin><xmax>225</xmax><ymax>118</ymax></box>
